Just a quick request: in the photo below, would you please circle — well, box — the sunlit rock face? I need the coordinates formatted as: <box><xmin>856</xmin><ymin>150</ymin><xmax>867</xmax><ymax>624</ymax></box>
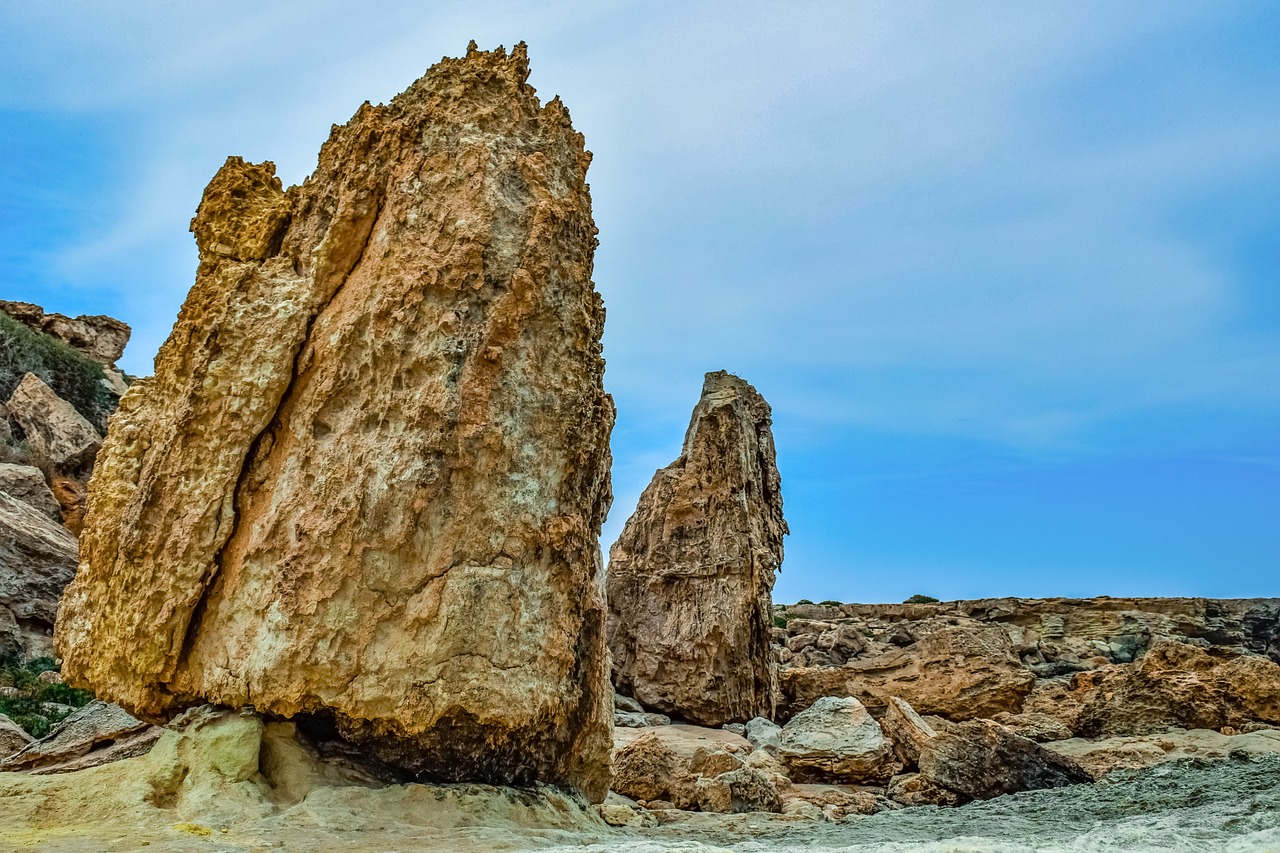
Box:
<box><xmin>56</xmin><ymin>43</ymin><xmax>615</xmax><ymax>801</ymax></box>
<box><xmin>607</xmin><ymin>370</ymin><xmax>787</xmax><ymax>726</ymax></box>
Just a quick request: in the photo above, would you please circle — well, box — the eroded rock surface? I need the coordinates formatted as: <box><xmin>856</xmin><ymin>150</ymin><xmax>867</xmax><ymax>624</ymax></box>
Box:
<box><xmin>0</xmin><ymin>492</ymin><xmax>78</xmax><ymax>659</ymax></box>
<box><xmin>0</xmin><ymin>700</ymin><xmax>157</xmax><ymax>774</ymax></box>
<box><xmin>5</xmin><ymin>373</ymin><xmax>101</xmax><ymax>476</ymax></box>
<box><xmin>607</xmin><ymin>370</ymin><xmax>786</xmax><ymax>726</ymax></box>
<box><xmin>0</xmin><ymin>464</ymin><xmax>60</xmax><ymax>520</ymax></box>
<box><xmin>777</xmin><ymin>696</ymin><xmax>898</xmax><ymax>784</ymax></box>
<box><xmin>1068</xmin><ymin>640</ymin><xmax>1280</xmax><ymax>737</ymax></box>
<box><xmin>56</xmin><ymin>43</ymin><xmax>614</xmax><ymax>800</ymax></box>
<box><xmin>918</xmin><ymin>719</ymin><xmax>1091</xmax><ymax>802</ymax></box>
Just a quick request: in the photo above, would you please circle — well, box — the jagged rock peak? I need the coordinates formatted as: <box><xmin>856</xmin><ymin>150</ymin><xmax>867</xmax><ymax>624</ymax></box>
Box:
<box><xmin>56</xmin><ymin>43</ymin><xmax>615</xmax><ymax>800</ymax></box>
<box><xmin>607</xmin><ymin>370</ymin><xmax>787</xmax><ymax>726</ymax></box>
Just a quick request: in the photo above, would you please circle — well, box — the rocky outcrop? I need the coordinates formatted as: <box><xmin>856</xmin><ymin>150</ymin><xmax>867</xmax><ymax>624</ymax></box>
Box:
<box><xmin>609</xmin><ymin>726</ymin><xmax>782</xmax><ymax>814</ymax></box>
<box><xmin>5</xmin><ymin>373</ymin><xmax>101</xmax><ymax>476</ymax></box>
<box><xmin>1067</xmin><ymin>641</ymin><xmax>1280</xmax><ymax>737</ymax></box>
<box><xmin>777</xmin><ymin>696</ymin><xmax>899</xmax><ymax>783</ymax></box>
<box><xmin>0</xmin><ymin>700</ymin><xmax>158</xmax><ymax>773</ymax></box>
<box><xmin>1044</xmin><ymin>727</ymin><xmax>1280</xmax><ymax>779</ymax></box>
<box><xmin>779</xmin><ymin>622</ymin><xmax>1034</xmax><ymax>720</ymax></box>
<box><xmin>774</xmin><ymin>596</ymin><xmax>1280</xmax><ymax>730</ymax></box>
<box><xmin>0</xmin><ymin>463</ymin><xmax>60</xmax><ymax>520</ymax></box>
<box><xmin>917</xmin><ymin>719</ymin><xmax>1091</xmax><ymax>802</ymax></box>
<box><xmin>0</xmin><ymin>301</ymin><xmax>130</xmax><ymax>368</ymax></box>
<box><xmin>0</xmin><ymin>492</ymin><xmax>78</xmax><ymax>659</ymax></box>
<box><xmin>55</xmin><ymin>44</ymin><xmax>615</xmax><ymax>800</ymax></box>
<box><xmin>607</xmin><ymin>370</ymin><xmax>786</xmax><ymax>726</ymax></box>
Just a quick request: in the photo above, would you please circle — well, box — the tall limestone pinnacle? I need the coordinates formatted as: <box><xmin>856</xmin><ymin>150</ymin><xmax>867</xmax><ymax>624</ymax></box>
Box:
<box><xmin>607</xmin><ymin>370</ymin><xmax>788</xmax><ymax>726</ymax></box>
<box><xmin>56</xmin><ymin>43</ymin><xmax>616</xmax><ymax>800</ymax></box>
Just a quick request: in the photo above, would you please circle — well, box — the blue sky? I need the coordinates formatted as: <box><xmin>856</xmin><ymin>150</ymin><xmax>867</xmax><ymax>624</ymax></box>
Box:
<box><xmin>2</xmin><ymin>2</ymin><xmax>1277</xmax><ymax>602</ymax></box>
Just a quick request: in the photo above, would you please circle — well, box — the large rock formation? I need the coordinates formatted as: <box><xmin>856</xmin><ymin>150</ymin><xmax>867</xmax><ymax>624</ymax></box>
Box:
<box><xmin>56</xmin><ymin>43</ymin><xmax>615</xmax><ymax>800</ymax></box>
<box><xmin>607</xmin><ymin>370</ymin><xmax>787</xmax><ymax>726</ymax></box>
<box><xmin>1067</xmin><ymin>640</ymin><xmax>1280</xmax><ymax>737</ymax></box>
<box><xmin>0</xmin><ymin>492</ymin><xmax>79</xmax><ymax>659</ymax></box>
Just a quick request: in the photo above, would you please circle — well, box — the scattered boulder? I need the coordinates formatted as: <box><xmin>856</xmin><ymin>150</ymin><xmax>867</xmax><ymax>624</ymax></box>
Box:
<box><xmin>715</xmin><ymin>766</ymin><xmax>784</xmax><ymax>813</ymax></box>
<box><xmin>55</xmin><ymin>44</ymin><xmax>615</xmax><ymax>801</ymax></box>
<box><xmin>0</xmin><ymin>463</ymin><xmax>60</xmax><ymax>520</ymax></box>
<box><xmin>881</xmin><ymin>696</ymin><xmax>937</xmax><ymax>766</ymax></box>
<box><xmin>0</xmin><ymin>712</ymin><xmax>34</xmax><ymax>758</ymax></box>
<box><xmin>0</xmin><ymin>492</ymin><xmax>78</xmax><ymax>659</ymax></box>
<box><xmin>917</xmin><ymin>719</ymin><xmax>1091</xmax><ymax>802</ymax></box>
<box><xmin>887</xmin><ymin>772</ymin><xmax>960</xmax><ymax>807</ymax></box>
<box><xmin>614</xmin><ymin>693</ymin><xmax>645</xmax><ymax>714</ymax></box>
<box><xmin>597</xmin><ymin>791</ymin><xmax>657</xmax><ymax>828</ymax></box>
<box><xmin>5</xmin><ymin>373</ymin><xmax>101</xmax><ymax>475</ymax></box>
<box><xmin>993</xmin><ymin>711</ymin><xmax>1074</xmax><ymax>742</ymax></box>
<box><xmin>746</xmin><ymin>716</ymin><xmax>782</xmax><ymax>753</ymax></box>
<box><xmin>611</xmin><ymin>731</ymin><xmax>689</xmax><ymax>806</ymax></box>
<box><xmin>788</xmin><ymin>783</ymin><xmax>881</xmax><ymax>818</ymax></box>
<box><xmin>607</xmin><ymin>370</ymin><xmax>787</xmax><ymax>726</ymax></box>
<box><xmin>0</xmin><ymin>700</ymin><xmax>157</xmax><ymax>774</ymax></box>
<box><xmin>615</xmin><ymin>711</ymin><xmax>672</xmax><ymax>728</ymax></box>
<box><xmin>778</xmin><ymin>696</ymin><xmax>899</xmax><ymax>784</ymax></box>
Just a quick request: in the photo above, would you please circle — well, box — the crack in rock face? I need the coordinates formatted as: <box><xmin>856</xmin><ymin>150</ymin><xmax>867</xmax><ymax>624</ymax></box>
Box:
<box><xmin>55</xmin><ymin>42</ymin><xmax>615</xmax><ymax>801</ymax></box>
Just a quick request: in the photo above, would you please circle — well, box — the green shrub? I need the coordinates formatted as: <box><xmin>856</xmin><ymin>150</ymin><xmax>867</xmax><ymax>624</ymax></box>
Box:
<box><xmin>0</xmin><ymin>654</ymin><xmax>94</xmax><ymax>738</ymax></box>
<box><xmin>819</xmin><ymin>599</ymin><xmax>842</xmax><ymax>607</ymax></box>
<box><xmin>0</xmin><ymin>311</ymin><xmax>115</xmax><ymax>431</ymax></box>
<box><xmin>904</xmin><ymin>594</ymin><xmax>940</xmax><ymax>604</ymax></box>
<box><xmin>773</xmin><ymin>613</ymin><xmax>792</xmax><ymax>629</ymax></box>
<box><xmin>796</xmin><ymin>598</ymin><xmax>814</xmax><ymax>605</ymax></box>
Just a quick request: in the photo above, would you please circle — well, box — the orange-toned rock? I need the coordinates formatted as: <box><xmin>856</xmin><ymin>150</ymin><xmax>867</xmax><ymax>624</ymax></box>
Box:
<box><xmin>50</xmin><ymin>476</ymin><xmax>87</xmax><ymax>536</ymax></box>
<box><xmin>607</xmin><ymin>371</ymin><xmax>786</xmax><ymax>726</ymax></box>
<box><xmin>780</xmin><ymin>624</ymin><xmax>1034</xmax><ymax>720</ymax></box>
<box><xmin>56</xmin><ymin>43</ymin><xmax>614</xmax><ymax>800</ymax></box>
<box><xmin>1070</xmin><ymin>641</ymin><xmax>1280</xmax><ymax>738</ymax></box>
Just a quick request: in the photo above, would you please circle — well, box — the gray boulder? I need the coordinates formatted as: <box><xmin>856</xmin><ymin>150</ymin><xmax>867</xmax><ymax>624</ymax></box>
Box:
<box><xmin>918</xmin><ymin>718</ymin><xmax>1092</xmax><ymax>802</ymax></box>
<box><xmin>0</xmin><ymin>492</ymin><xmax>78</xmax><ymax>659</ymax></box>
<box><xmin>777</xmin><ymin>696</ymin><xmax>899</xmax><ymax>783</ymax></box>
<box><xmin>0</xmin><ymin>463</ymin><xmax>61</xmax><ymax>520</ymax></box>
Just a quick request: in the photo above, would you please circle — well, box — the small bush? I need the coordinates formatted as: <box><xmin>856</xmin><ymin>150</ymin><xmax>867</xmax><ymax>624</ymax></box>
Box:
<box><xmin>0</xmin><ymin>654</ymin><xmax>94</xmax><ymax>738</ymax></box>
<box><xmin>819</xmin><ymin>599</ymin><xmax>842</xmax><ymax>607</ymax></box>
<box><xmin>0</xmin><ymin>311</ymin><xmax>115</xmax><ymax>431</ymax></box>
<box><xmin>796</xmin><ymin>598</ymin><xmax>814</xmax><ymax>606</ymax></box>
<box><xmin>773</xmin><ymin>613</ymin><xmax>792</xmax><ymax>629</ymax></box>
<box><xmin>904</xmin><ymin>594</ymin><xmax>940</xmax><ymax>604</ymax></box>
